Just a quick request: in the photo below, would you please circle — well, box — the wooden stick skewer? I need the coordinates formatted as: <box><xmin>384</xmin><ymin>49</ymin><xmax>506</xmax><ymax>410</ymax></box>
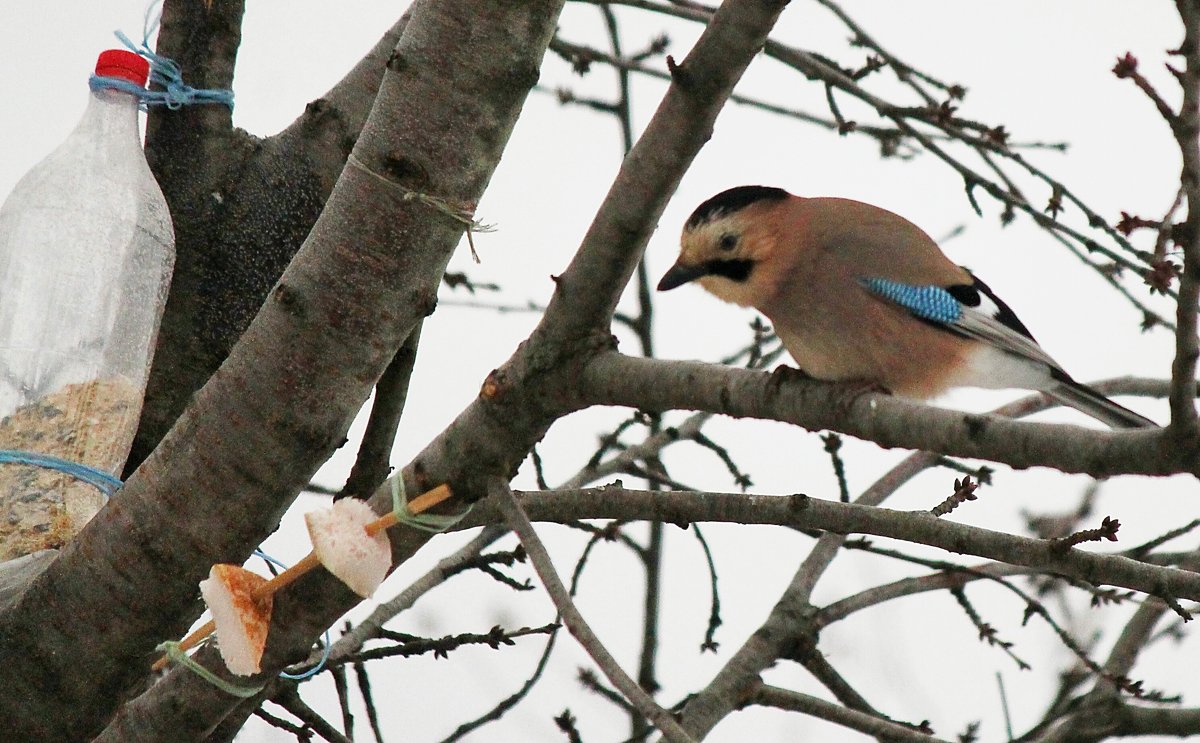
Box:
<box><xmin>151</xmin><ymin>483</ymin><xmax>454</xmax><ymax>672</ymax></box>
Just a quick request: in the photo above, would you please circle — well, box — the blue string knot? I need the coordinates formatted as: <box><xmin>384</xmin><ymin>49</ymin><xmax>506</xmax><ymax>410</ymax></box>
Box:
<box><xmin>88</xmin><ymin>1</ymin><xmax>234</xmax><ymax>111</ymax></box>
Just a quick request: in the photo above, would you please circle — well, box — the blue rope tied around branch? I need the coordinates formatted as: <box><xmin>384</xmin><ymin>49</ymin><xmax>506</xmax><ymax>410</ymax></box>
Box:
<box><xmin>252</xmin><ymin>549</ymin><xmax>333</xmax><ymax>681</ymax></box>
<box><xmin>88</xmin><ymin>0</ymin><xmax>234</xmax><ymax>111</ymax></box>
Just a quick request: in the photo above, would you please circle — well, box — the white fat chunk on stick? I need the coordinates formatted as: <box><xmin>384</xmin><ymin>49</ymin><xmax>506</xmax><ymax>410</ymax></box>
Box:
<box><xmin>198</xmin><ymin>564</ymin><xmax>273</xmax><ymax>676</ymax></box>
<box><xmin>305</xmin><ymin>498</ymin><xmax>392</xmax><ymax>598</ymax></box>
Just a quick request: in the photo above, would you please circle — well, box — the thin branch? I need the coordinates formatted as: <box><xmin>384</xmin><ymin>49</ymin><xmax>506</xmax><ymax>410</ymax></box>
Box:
<box><xmin>252</xmin><ymin>705</ymin><xmax>313</xmax><ymax>742</ymax></box>
<box><xmin>752</xmin><ymin>684</ymin><xmax>952</xmax><ymax>742</ymax></box>
<box><xmin>441</xmin><ymin>522</ymin><xmax>615</xmax><ymax>741</ymax></box>
<box><xmin>1166</xmin><ymin>5</ymin><xmax>1200</xmax><ymax>434</ymax></box>
<box><xmin>439</xmin><ymin>623</ymin><xmax>562</xmax><ymax>741</ymax></box>
<box><xmin>489</xmin><ymin>478</ymin><xmax>694</xmax><ymax>742</ymax></box>
<box><xmin>820</xmin><ymin>432</ymin><xmax>850</xmax><ymax>503</ymax></box>
<box><xmin>275</xmin><ymin>686</ymin><xmax>353</xmax><ymax>743</ymax></box>
<box><xmin>346</xmin><ymin>624</ymin><xmax>557</xmax><ymax>663</ymax></box>
<box><xmin>548</xmin><ymin>38</ymin><xmax>881</xmax><ymax>136</ymax></box>
<box><xmin>812</xmin><ymin>0</ymin><xmax>946</xmax><ymax>105</ymax></box>
<box><xmin>462</xmin><ymin>487</ymin><xmax>1200</xmax><ymax>604</ymax></box>
<box><xmin>330</xmin><ymin>661</ymin><xmax>354</xmax><ymax>740</ymax></box>
<box><xmin>560</xmin><ymin>412</ymin><xmax>711</xmax><ymax>490</ymax></box>
<box><xmin>579</xmin><ymin>668</ymin><xmax>638</xmax><ymax>714</ymax></box>
<box><xmin>352</xmin><ymin>659</ymin><xmax>385</xmax><ymax>743</ymax></box>
<box><xmin>339</xmin><ymin>322</ymin><xmax>423</xmax><ymax>499</ymax></box>
<box><xmin>817</xmin><ymin>561</ymin><xmax>1031</xmax><ymax>626</ymax></box>
<box><xmin>326</xmin><ymin>526</ymin><xmax>508</xmax><ymax>667</ymax></box>
<box><xmin>798</xmin><ymin>650</ymin><xmax>890</xmax><ymax>721</ymax></box>
<box><xmin>691</xmin><ymin>524</ymin><xmax>723</xmax><ymax>652</ymax></box>
<box><xmin>580</xmin><ymin>354</ymin><xmax>1192</xmax><ymax>478</ymax></box>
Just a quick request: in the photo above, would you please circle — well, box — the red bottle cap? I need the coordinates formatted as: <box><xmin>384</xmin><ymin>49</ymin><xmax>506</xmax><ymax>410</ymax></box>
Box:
<box><xmin>95</xmin><ymin>50</ymin><xmax>150</xmax><ymax>87</ymax></box>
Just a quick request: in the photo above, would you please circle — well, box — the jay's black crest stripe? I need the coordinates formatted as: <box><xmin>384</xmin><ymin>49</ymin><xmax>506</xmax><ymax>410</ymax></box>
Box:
<box><xmin>703</xmin><ymin>258</ymin><xmax>755</xmax><ymax>282</ymax></box>
<box><xmin>946</xmin><ymin>274</ymin><xmax>1037</xmax><ymax>341</ymax></box>
<box><xmin>657</xmin><ymin>258</ymin><xmax>755</xmax><ymax>291</ymax></box>
<box><xmin>685</xmin><ymin>185</ymin><xmax>789</xmax><ymax>230</ymax></box>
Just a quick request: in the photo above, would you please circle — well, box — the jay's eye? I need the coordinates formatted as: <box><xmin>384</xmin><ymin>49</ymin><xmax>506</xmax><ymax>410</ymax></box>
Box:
<box><xmin>718</xmin><ymin>233</ymin><xmax>738</xmax><ymax>251</ymax></box>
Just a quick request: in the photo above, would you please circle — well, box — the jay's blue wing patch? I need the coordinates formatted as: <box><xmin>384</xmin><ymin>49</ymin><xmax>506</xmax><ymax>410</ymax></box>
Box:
<box><xmin>860</xmin><ymin>278</ymin><xmax>962</xmax><ymax>325</ymax></box>
<box><xmin>861</xmin><ymin>274</ymin><xmax>1062</xmax><ymax>372</ymax></box>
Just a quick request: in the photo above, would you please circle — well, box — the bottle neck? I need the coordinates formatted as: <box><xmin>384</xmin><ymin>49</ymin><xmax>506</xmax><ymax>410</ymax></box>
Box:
<box><xmin>79</xmin><ymin>87</ymin><xmax>144</xmax><ymax>151</ymax></box>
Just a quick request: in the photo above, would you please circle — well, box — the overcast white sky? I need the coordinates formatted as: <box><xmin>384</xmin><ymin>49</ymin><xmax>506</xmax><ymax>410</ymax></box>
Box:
<box><xmin>1</xmin><ymin>2</ymin><xmax>1195</xmax><ymax>741</ymax></box>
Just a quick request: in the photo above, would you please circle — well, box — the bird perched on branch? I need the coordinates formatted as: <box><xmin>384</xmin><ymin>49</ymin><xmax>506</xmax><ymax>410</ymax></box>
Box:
<box><xmin>657</xmin><ymin>185</ymin><xmax>1155</xmax><ymax>429</ymax></box>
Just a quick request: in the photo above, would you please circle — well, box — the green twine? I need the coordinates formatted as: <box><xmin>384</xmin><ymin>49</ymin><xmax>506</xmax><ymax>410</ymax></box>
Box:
<box><xmin>390</xmin><ymin>477</ymin><xmax>471</xmax><ymax>533</ymax></box>
<box><xmin>156</xmin><ymin>641</ymin><xmax>265</xmax><ymax>698</ymax></box>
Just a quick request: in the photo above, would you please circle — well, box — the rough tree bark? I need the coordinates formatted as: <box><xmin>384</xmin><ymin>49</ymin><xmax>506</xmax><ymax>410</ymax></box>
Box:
<box><xmin>0</xmin><ymin>0</ymin><xmax>562</xmax><ymax>738</ymax></box>
<box><xmin>132</xmin><ymin>0</ymin><xmax>409</xmax><ymax>469</ymax></box>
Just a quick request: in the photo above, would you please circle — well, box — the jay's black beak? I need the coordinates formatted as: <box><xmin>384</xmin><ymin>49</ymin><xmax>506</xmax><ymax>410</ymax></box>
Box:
<box><xmin>657</xmin><ymin>261</ymin><xmax>709</xmax><ymax>291</ymax></box>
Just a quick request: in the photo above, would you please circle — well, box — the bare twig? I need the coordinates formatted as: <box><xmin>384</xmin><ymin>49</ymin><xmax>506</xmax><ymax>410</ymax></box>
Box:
<box><xmin>691</xmin><ymin>524</ymin><xmax>723</xmax><ymax>652</ymax></box>
<box><xmin>930</xmin><ymin>474</ymin><xmax>981</xmax><ymax>517</ymax></box>
<box><xmin>348</xmin><ymin>624</ymin><xmax>556</xmax><ymax>663</ymax></box>
<box><xmin>330</xmin><ymin>638</ymin><xmax>354</xmax><ymax>738</ymax></box>
<box><xmin>339</xmin><ymin>322</ymin><xmax>423</xmax><ymax>500</ymax></box>
<box><xmin>1165</xmin><ymin>5</ymin><xmax>1200</xmax><ymax>434</ymax></box>
<box><xmin>324</xmin><ymin>526</ymin><xmax>508</xmax><ymax>668</ymax></box>
<box><xmin>489</xmin><ymin>478</ymin><xmax>694</xmax><ymax>742</ymax></box>
<box><xmin>752</xmin><ymin>684</ymin><xmax>953</xmax><ymax>743</ymax></box>
<box><xmin>352</xmin><ymin>659</ymin><xmax>384</xmax><ymax>743</ymax></box>
<box><xmin>275</xmin><ymin>686</ymin><xmax>352</xmax><ymax>743</ymax></box>
<box><xmin>464</xmin><ymin>487</ymin><xmax>1200</xmax><ymax>604</ymax></box>
<box><xmin>1049</xmin><ymin>516</ymin><xmax>1122</xmax><ymax>552</ymax></box>
<box><xmin>820</xmin><ymin>432</ymin><xmax>850</xmax><ymax>502</ymax></box>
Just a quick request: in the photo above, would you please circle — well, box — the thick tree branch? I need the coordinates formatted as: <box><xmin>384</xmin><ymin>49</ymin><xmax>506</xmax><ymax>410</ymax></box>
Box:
<box><xmin>390</xmin><ymin>0</ymin><xmax>792</xmax><ymax>506</ymax></box>
<box><xmin>457</xmin><ymin>488</ymin><xmax>1200</xmax><ymax>603</ymax></box>
<box><xmin>1034</xmin><ymin>703</ymin><xmax>1200</xmax><ymax>742</ymax></box>
<box><xmin>134</xmin><ymin>6</ymin><xmax>412</xmax><ymax>468</ymax></box>
<box><xmin>1168</xmin><ymin>0</ymin><xmax>1200</xmax><ymax>435</ymax></box>
<box><xmin>1109</xmin><ymin>705</ymin><xmax>1200</xmax><ymax>738</ymax></box>
<box><xmin>580</xmin><ymin>353</ymin><xmax>1193</xmax><ymax>477</ymax></box>
<box><xmin>100</xmin><ymin>4</ymin><xmax>796</xmax><ymax>737</ymax></box>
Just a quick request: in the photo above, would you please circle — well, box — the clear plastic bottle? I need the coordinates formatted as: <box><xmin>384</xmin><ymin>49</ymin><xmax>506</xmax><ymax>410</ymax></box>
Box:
<box><xmin>0</xmin><ymin>49</ymin><xmax>176</xmax><ymax>559</ymax></box>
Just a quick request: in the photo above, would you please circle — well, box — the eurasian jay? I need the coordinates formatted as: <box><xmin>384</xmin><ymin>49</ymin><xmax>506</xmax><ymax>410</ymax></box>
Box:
<box><xmin>657</xmin><ymin>185</ymin><xmax>1155</xmax><ymax>429</ymax></box>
